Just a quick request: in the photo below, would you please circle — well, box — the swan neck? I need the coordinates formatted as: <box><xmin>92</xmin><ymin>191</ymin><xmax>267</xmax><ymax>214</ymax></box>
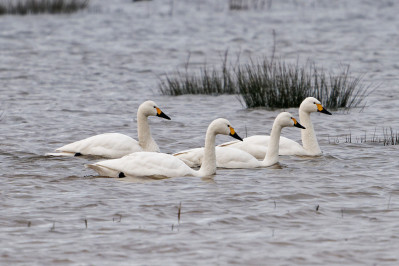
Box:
<box><xmin>198</xmin><ymin>128</ymin><xmax>217</xmax><ymax>176</ymax></box>
<box><xmin>137</xmin><ymin>112</ymin><xmax>159</xmax><ymax>152</ymax></box>
<box><xmin>299</xmin><ymin>109</ymin><xmax>321</xmax><ymax>154</ymax></box>
<box><xmin>262</xmin><ymin>121</ymin><xmax>281</xmax><ymax>167</ymax></box>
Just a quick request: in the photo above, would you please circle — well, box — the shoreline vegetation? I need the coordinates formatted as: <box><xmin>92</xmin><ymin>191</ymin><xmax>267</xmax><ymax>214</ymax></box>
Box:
<box><xmin>159</xmin><ymin>54</ymin><xmax>372</xmax><ymax>110</ymax></box>
<box><xmin>0</xmin><ymin>0</ymin><xmax>89</xmax><ymax>15</ymax></box>
<box><xmin>329</xmin><ymin>128</ymin><xmax>399</xmax><ymax>146</ymax></box>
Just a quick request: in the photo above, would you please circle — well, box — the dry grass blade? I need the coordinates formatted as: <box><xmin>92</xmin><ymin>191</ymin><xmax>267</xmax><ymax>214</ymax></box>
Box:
<box><xmin>178</xmin><ymin>202</ymin><xmax>181</xmax><ymax>224</ymax></box>
<box><xmin>50</xmin><ymin>221</ymin><xmax>55</xmax><ymax>231</ymax></box>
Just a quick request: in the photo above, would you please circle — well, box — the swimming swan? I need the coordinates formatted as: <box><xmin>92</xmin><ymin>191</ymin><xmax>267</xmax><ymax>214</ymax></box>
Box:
<box><xmin>86</xmin><ymin>118</ymin><xmax>243</xmax><ymax>178</ymax></box>
<box><xmin>218</xmin><ymin>97</ymin><xmax>331</xmax><ymax>158</ymax></box>
<box><xmin>47</xmin><ymin>100</ymin><xmax>171</xmax><ymax>158</ymax></box>
<box><xmin>174</xmin><ymin>112</ymin><xmax>305</xmax><ymax>168</ymax></box>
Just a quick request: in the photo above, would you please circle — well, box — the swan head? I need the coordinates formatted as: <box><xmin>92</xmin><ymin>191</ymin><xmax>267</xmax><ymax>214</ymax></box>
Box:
<box><xmin>276</xmin><ymin>112</ymin><xmax>306</xmax><ymax>129</ymax></box>
<box><xmin>139</xmin><ymin>100</ymin><xmax>171</xmax><ymax>120</ymax></box>
<box><xmin>300</xmin><ymin>97</ymin><xmax>332</xmax><ymax>115</ymax></box>
<box><xmin>209</xmin><ymin>118</ymin><xmax>243</xmax><ymax>141</ymax></box>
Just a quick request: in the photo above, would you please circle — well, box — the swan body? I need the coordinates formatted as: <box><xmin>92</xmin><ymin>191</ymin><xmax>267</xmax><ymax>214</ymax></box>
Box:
<box><xmin>218</xmin><ymin>97</ymin><xmax>332</xmax><ymax>158</ymax></box>
<box><xmin>47</xmin><ymin>100</ymin><xmax>170</xmax><ymax>158</ymax></box>
<box><xmin>174</xmin><ymin>112</ymin><xmax>305</xmax><ymax>168</ymax></box>
<box><xmin>87</xmin><ymin>118</ymin><xmax>243</xmax><ymax>178</ymax></box>
<box><xmin>86</xmin><ymin>152</ymin><xmax>198</xmax><ymax>178</ymax></box>
<box><xmin>218</xmin><ymin>135</ymin><xmax>304</xmax><ymax>159</ymax></box>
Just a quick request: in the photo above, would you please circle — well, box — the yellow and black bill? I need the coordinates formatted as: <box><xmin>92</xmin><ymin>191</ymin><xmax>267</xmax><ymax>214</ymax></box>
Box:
<box><xmin>316</xmin><ymin>104</ymin><xmax>332</xmax><ymax>115</ymax></box>
<box><xmin>292</xmin><ymin>118</ymin><xmax>306</xmax><ymax>129</ymax></box>
<box><xmin>229</xmin><ymin>126</ymin><xmax>243</xmax><ymax>141</ymax></box>
<box><xmin>156</xmin><ymin>107</ymin><xmax>171</xmax><ymax>120</ymax></box>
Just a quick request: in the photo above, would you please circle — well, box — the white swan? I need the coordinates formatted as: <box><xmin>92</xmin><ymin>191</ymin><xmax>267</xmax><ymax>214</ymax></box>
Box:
<box><xmin>218</xmin><ymin>97</ymin><xmax>332</xmax><ymax>158</ymax></box>
<box><xmin>174</xmin><ymin>112</ymin><xmax>305</xmax><ymax>168</ymax></box>
<box><xmin>86</xmin><ymin>118</ymin><xmax>243</xmax><ymax>178</ymax></box>
<box><xmin>47</xmin><ymin>100</ymin><xmax>171</xmax><ymax>158</ymax></box>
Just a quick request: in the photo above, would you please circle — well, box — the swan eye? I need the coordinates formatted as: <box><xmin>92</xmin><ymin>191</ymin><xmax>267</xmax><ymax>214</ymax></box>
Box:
<box><xmin>153</xmin><ymin>106</ymin><xmax>156</xmax><ymax>108</ymax></box>
<box><xmin>227</xmin><ymin>125</ymin><xmax>230</xmax><ymax>128</ymax></box>
<box><xmin>313</xmin><ymin>102</ymin><xmax>316</xmax><ymax>104</ymax></box>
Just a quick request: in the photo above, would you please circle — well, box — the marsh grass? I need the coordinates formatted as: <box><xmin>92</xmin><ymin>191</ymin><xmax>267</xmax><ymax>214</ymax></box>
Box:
<box><xmin>237</xmin><ymin>58</ymin><xmax>371</xmax><ymax>109</ymax></box>
<box><xmin>177</xmin><ymin>202</ymin><xmax>181</xmax><ymax>224</ymax></box>
<box><xmin>0</xmin><ymin>0</ymin><xmax>89</xmax><ymax>15</ymax></box>
<box><xmin>159</xmin><ymin>54</ymin><xmax>371</xmax><ymax>110</ymax></box>
<box><xmin>382</xmin><ymin>128</ymin><xmax>399</xmax><ymax>146</ymax></box>
<box><xmin>50</xmin><ymin>221</ymin><xmax>55</xmax><ymax>232</ymax></box>
<box><xmin>229</xmin><ymin>0</ymin><xmax>270</xmax><ymax>10</ymax></box>
<box><xmin>329</xmin><ymin>128</ymin><xmax>399</xmax><ymax>146</ymax></box>
<box><xmin>159</xmin><ymin>52</ymin><xmax>237</xmax><ymax>96</ymax></box>
<box><xmin>171</xmin><ymin>202</ymin><xmax>182</xmax><ymax>231</ymax></box>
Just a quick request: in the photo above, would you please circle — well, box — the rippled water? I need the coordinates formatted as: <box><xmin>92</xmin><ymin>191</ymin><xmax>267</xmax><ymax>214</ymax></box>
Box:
<box><xmin>1</xmin><ymin>0</ymin><xmax>399</xmax><ymax>264</ymax></box>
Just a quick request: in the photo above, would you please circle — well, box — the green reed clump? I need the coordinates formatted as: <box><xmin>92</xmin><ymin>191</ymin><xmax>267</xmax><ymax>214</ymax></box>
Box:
<box><xmin>237</xmin><ymin>59</ymin><xmax>312</xmax><ymax>108</ymax></box>
<box><xmin>0</xmin><ymin>0</ymin><xmax>89</xmax><ymax>15</ymax></box>
<box><xmin>237</xmin><ymin>58</ymin><xmax>370</xmax><ymax>109</ymax></box>
<box><xmin>159</xmin><ymin>55</ymin><xmax>237</xmax><ymax>96</ymax></box>
<box><xmin>159</xmin><ymin>54</ymin><xmax>371</xmax><ymax>110</ymax></box>
<box><xmin>229</xmin><ymin>0</ymin><xmax>269</xmax><ymax>10</ymax></box>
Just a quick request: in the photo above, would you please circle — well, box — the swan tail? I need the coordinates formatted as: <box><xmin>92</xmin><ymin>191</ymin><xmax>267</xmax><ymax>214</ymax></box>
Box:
<box><xmin>85</xmin><ymin>164</ymin><xmax>120</xmax><ymax>178</ymax></box>
<box><xmin>45</xmin><ymin>151</ymin><xmax>76</xmax><ymax>157</ymax></box>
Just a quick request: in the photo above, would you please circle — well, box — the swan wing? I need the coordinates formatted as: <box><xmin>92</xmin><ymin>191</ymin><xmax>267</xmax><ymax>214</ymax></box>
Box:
<box><xmin>55</xmin><ymin>133</ymin><xmax>142</xmax><ymax>158</ymax></box>
<box><xmin>215</xmin><ymin>147</ymin><xmax>260</xmax><ymax>168</ymax></box>
<box><xmin>173</xmin><ymin>148</ymin><xmax>204</xmax><ymax>168</ymax></box>
<box><xmin>87</xmin><ymin>152</ymin><xmax>196</xmax><ymax>178</ymax></box>
<box><xmin>174</xmin><ymin>147</ymin><xmax>260</xmax><ymax>169</ymax></box>
<box><xmin>218</xmin><ymin>135</ymin><xmax>268</xmax><ymax>159</ymax></box>
<box><xmin>219</xmin><ymin>135</ymin><xmax>309</xmax><ymax>157</ymax></box>
<box><xmin>278</xmin><ymin>137</ymin><xmax>309</xmax><ymax>155</ymax></box>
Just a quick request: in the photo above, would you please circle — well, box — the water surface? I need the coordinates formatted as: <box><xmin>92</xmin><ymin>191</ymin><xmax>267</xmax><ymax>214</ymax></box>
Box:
<box><xmin>1</xmin><ymin>0</ymin><xmax>399</xmax><ymax>264</ymax></box>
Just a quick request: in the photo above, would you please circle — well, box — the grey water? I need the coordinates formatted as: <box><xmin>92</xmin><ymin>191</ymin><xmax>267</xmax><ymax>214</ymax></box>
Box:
<box><xmin>1</xmin><ymin>0</ymin><xmax>399</xmax><ymax>264</ymax></box>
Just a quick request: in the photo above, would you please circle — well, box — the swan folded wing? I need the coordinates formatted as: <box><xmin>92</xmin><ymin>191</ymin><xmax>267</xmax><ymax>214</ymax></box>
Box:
<box><xmin>215</xmin><ymin>147</ymin><xmax>260</xmax><ymax>169</ymax></box>
<box><xmin>219</xmin><ymin>135</ymin><xmax>310</xmax><ymax>157</ymax></box>
<box><xmin>278</xmin><ymin>137</ymin><xmax>309</xmax><ymax>156</ymax></box>
<box><xmin>219</xmin><ymin>135</ymin><xmax>270</xmax><ymax>159</ymax></box>
<box><xmin>218</xmin><ymin>139</ymin><xmax>240</xmax><ymax>147</ymax></box>
<box><xmin>89</xmin><ymin>152</ymin><xmax>196</xmax><ymax>178</ymax></box>
<box><xmin>244</xmin><ymin>136</ymin><xmax>306</xmax><ymax>156</ymax></box>
<box><xmin>45</xmin><ymin>151</ymin><xmax>76</xmax><ymax>157</ymax></box>
<box><xmin>85</xmin><ymin>164</ymin><xmax>122</xmax><ymax>177</ymax></box>
<box><xmin>56</xmin><ymin>133</ymin><xmax>142</xmax><ymax>158</ymax></box>
<box><xmin>173</xmin><ymin>148</ymin><xmax>204</xmax><ymax>168</ymax></box>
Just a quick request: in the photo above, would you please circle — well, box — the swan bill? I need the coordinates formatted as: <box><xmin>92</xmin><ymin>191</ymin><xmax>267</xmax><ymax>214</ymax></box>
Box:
<box><xmin>229</xmin><ymin>127</ymin><xmax>243</xmax><ymax>141</ymax></box>
<box><xmin>292</xmin><ymin>118</ymin><xmax>306</xmax><ymax>129</ymax></box>
<box><xmin>156</xmin><ymin>107</ymin><xmax>171</xmax><ymax>120</ymax></box>
<box><xmin>316</xmin><ymin>104</ymin><xmax>332</xmax><ymax>115</ymax></box>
